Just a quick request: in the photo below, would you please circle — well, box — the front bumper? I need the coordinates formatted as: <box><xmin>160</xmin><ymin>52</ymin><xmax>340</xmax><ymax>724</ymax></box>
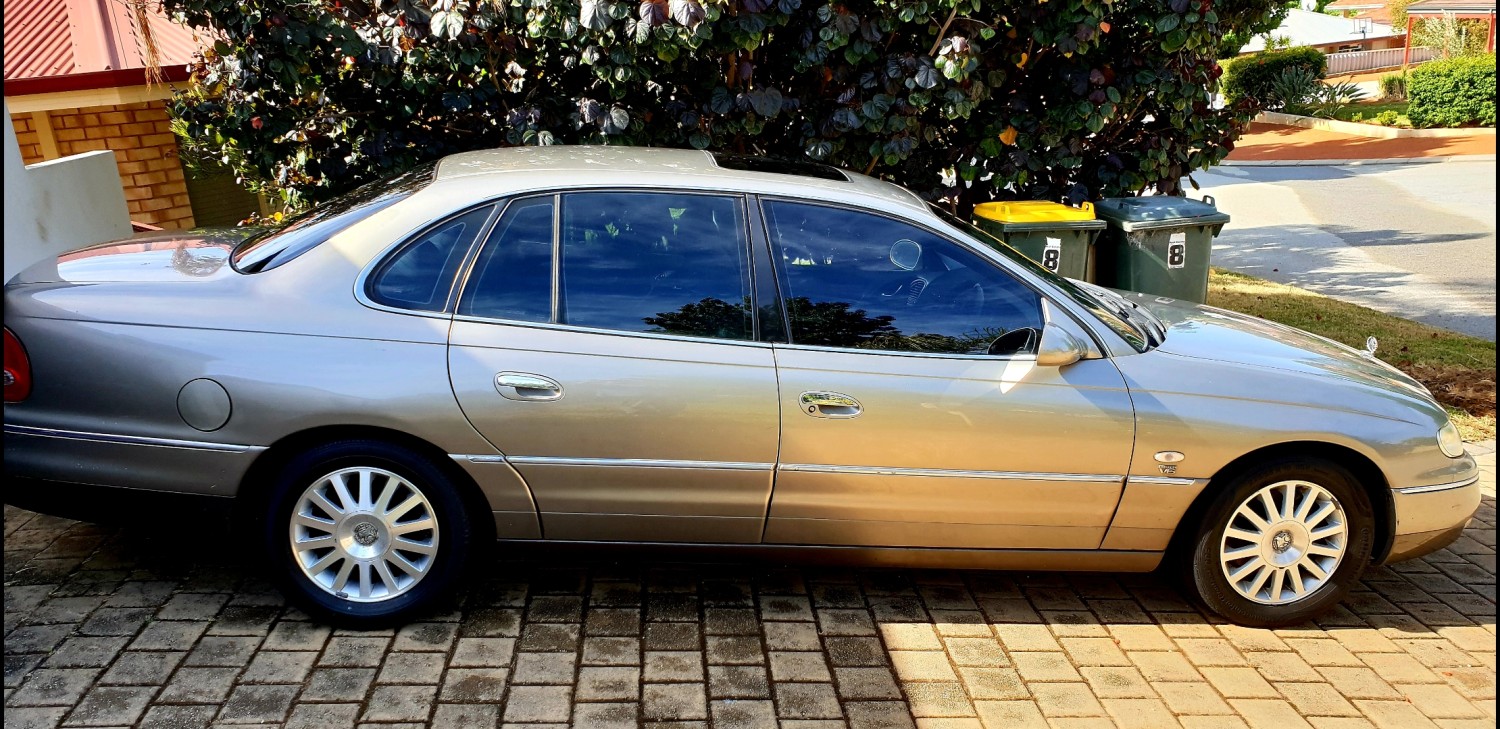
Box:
<box><xmin>1383</xmin><ymin>473</ymin><xmax>1483</xmax><ymax>564</ymax></box>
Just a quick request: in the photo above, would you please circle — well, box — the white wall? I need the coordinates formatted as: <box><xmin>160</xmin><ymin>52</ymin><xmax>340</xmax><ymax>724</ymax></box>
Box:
<box><xmin>4</xmin><ymin>101</ymin><xmax>133</xmax><ymax>284</ymax></box>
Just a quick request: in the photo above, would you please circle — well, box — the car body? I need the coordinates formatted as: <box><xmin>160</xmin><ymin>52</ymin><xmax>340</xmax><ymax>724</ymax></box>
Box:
<box><xmin>3</xmin><ymin>146</ymin><xmax>1480</xmax><ymax>626</ymax></box>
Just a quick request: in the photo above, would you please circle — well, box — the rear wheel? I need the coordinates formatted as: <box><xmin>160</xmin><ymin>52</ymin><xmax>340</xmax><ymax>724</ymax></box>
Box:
<box><xmin>1187</xmin><ymin>457</ymin><xmax>1374</xmax><ymax>627</ymax></box>
<box><xmin>262</xmin><ymin>440</ymin><xmax>475</xmax><ymax>627</ymax></box>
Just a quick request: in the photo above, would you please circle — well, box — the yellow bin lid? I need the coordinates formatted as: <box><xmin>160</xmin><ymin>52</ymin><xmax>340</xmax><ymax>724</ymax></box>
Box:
<box><xmin>973</xmin><ymin>201</ymin><xmax>1096</xmax><ymax>223</ymax></box>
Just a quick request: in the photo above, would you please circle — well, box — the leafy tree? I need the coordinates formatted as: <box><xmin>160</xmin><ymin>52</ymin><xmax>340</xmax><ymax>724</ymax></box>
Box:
<box><xmin>165</xmin><ymin>0</ymin><xmax>1287</xmax><ymax>213</ymax></box>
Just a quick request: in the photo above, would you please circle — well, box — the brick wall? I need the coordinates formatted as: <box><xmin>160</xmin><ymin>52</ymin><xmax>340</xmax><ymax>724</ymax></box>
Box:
<box><xmin>10</xmin><ymin>113</ymin><xmax>43</xmax><ymax>163</ymax></box>
<box><xmin>8</xmin><ymin>100</ymin><xmax>195</xmax><ymax>229</ymax></box>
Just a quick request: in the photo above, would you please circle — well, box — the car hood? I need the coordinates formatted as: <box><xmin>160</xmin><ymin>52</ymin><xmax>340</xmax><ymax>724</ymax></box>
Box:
<box><xmin>1123</xmin><ymin>292</ymin><xmax>1433</xmax><ymax>404</ymax></box>
<box><xmin>10</xmin><ymin>230</ymin><xmax>249</xmax><ymax>285</ymax></box>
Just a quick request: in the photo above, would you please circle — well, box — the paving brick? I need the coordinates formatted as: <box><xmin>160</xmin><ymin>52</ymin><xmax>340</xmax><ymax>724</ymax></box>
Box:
<box><xmin>764</xmin><ymin>621</ymin><xmax>822</xmax><ymax>651</ymax></box>
<box><xmin>216</xmin><ymin>684</ymin><xmax>300</xmax><ymax>725</ymax></box>
<box><xmin>44</xmin><ymin>637</ymin><xmax>129</xmax><ymax>668</ymax></box>
<box><xmin>129</xmin><ymin>621</ymin><xmax>208</xmax><ymax>651</ymax></box>
<box><xmin>261</xmin><ymin>621</ymin><xmax>331</xmax><ymax>652</ymax></box>
<box><xmin>957</xmin><ymin>666</ymin><xmax>1028</xmax><ymax>700</ymax></box>
<box><xmin>512</xmin><ymin>652</ymin><xmax>578</xmax><ymax>684</ymax></box>
<box><xmin>1245</xmin><ymin>651</ymin><xmax>1325</xmax><ymax>682</ymax></box>
<box><xmin>1102</xmin><ymin>697</ymin><xmax>1181</xmax><ymax>728</ymax></box>
<box><xmin>776</xmin><ymin>682</ymin><xmax>845</xmax><ymax>719</ymax></box>
<box><xmin>646</xmin><ymin>651</ymin><xmax>706</xmax><ymax>682</ymax></box>
<box><xmin>993</xmin><ymin>624</ymin><xmax>1062</xmax><ymax>653</ymax></box>
<box><xmin>581</xmin><ymin>636</ymin><xmax>640</xmax><ymax>666</ymax></box>
<box><xmin>391</xmin><ymin>622</ymin><xmax>458</xmax><ymax>652</ymax></box>
<box><xmin>138</xmin><ymin>703</ymin><xmax>217</xmax><ymax>729</ymax></box>
<box><xmin>9</xmin><ymin>668</ymin><xmax>101</xmax><ymax>706</ymax></box>
<box><xmin>1030</xmin><ymin>682</ymin><xmax>1106</xmax><ymax>718</ymax></box>
<box><xmin>711</xmin><ymin>698</ymin><xmax>778</xmax><ymax>729</ymax></box>
<box><xmin>1277</xmin><ymin>682</ymin><xmax>1362</xmax><ymax>717</ymax></box>
<box><xmin>1285</xmin><ymin>639</ymin><xmax>1364</xmax><ymax>667</ymax></box>
<box><xmin>300</xmin><ymin>668</ymin><xmax>375</xmax><ymax>703</ymax></box>
<box><xmin>578</xmin><ymin>666</ymin><xmax>641</xmax><ymax>701</ymax></box>
<box><xmin>944</xmin><ymin>637</ymin><xmax>1008</xmax><ymax>667</ymax></box>
<box><xmin>1228</xmin><ymin>699</ymin><xmax>1315</xmax><ymax>729</ymax></box>
<box><xmin>708</xmin><ymin>665</ymin><xmax>770</xmax><ymax>699</ymax></box>
<box><xmin>439</xmin><ymin>667</ymin><xmax>508</xmax><ymax>702</ymax></box>
<box><xmin>317</xmin><ymin>637</ymin><xmax>390</xmax><ymax>668</ymax></box>
<box><xmin>1395</xmin><ymin>683</ymin><xmax>1486</xmax><ymax>719</ymax></box>
<box><xmin>572</xmin><ymin>701</ymin><xmax>638</xmax><ymax>728</ymax></box>
<box><xmin>1317</xmin><ymin>667</ymin><xmax>1403</xmax><ymax>700</ymax></box>
<box><xmin>61</xmin><ymin>685</ymin><xmax>154</xmax><ymax>726</ymax></box>
<box><xmin>285</xmin><ymin>702</ymin><xmax>359</xmax><ymax>729</ymax></box>
<box><xmin>156</xmin><ymin>666</ymin><xmax>238</xmax><ymax>703</ymax></box>
<box><xmin>1178</xmin><ymin>639</ymin><xmax>1249</xmax><ymax>667</ymax></box>
<box><xmin>1061</xmin><ymin>638</ymin><xmax>1133</xmax><ymax>667</ymax></box>
<box><xmin>1201</xmin><ymin>667</ymin><xmax>1281</xmax><ymax>699</ymax></box>
<box><xmin>1079</xmin><ymin>666</ymin><xmax>1156</xmax><ymax>699</ymax></box>
<box><xmin>97</xmin><ymin>651</ymin><xmax>184</xmax><ymax>685</ymax></box>
<box><xmin>1011</xmin><ymin>652</ymin><xmax>1082</xmax><ymax>682</ymax></box>
<box><xmin>1156</xmin><ymin>681</ymin><xmax>1235</xmax><ymax>715</ymax></box>
<box><xmin>643</xmin><ymin>682</ymin><xmax>707</xmax><ymax>720</ymax></box>
<box><xmin>362</xmin><ymin>684</ymin><xmax>438</xmax><ymax>722</ymax></box>
<box><xmin>1352</xmin><ymin>699</ymin><xmax>1442</xmax><ymax>729</ymax></box>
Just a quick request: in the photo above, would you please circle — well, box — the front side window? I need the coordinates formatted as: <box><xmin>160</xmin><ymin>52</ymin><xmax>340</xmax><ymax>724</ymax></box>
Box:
<box><xmin>558</xmin><ymin>192</ymin><xmax>752</xmax><ymax>340</ymax></box>
<box><xmin>764</xmin><ymin>200</ymin><xmax>1044</xmax><ymax>355</ymax></box>
<box><xmin>367</xmin><ymin>206</ymin><xmax>495</xmax><ymax>312</ymax></box>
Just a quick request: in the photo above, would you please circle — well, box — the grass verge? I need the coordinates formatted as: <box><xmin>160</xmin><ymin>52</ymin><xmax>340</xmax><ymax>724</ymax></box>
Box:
<box><xmin>1207</xmin><ymin>268</ymin><xmax>1496</xmax><ymax>442</ymax></box>
<box><xmin>1332</xmin><ymin>100</ymin><xmax>1412</xmax><ymax>128</ymax></box>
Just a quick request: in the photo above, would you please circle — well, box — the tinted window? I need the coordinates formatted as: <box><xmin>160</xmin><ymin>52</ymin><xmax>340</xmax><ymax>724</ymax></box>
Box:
<box><xmin>233</xmin><ymin>162</ymin><xmax>436</xmax><ymax>273</ymax></box>
<box><xmin>367</xmin><ymin>206</ymin><xmax>494</xmax><ymax>312</ymax></box>
<box><xmin>560</xmin><ymin>192</ymin><xmax>752</xmax><ymax>340</ymax></box>
<box><xmin>459</xmin><ymin>197</ymin><xmax>555</xmax><ymax>323</ymax></box>
<box><xmin>764</xmin><ymin>201</ymin><xmax>1043</xmax><ymax>355</ymax></box>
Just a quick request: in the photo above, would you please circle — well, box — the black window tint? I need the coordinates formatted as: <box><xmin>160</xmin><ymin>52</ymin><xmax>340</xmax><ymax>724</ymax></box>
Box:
<box><xmin>764</xmin><ymin>201</ymin><xmax>1043</xmax><ymax>355</ymax></box>
<box><xmin>560</xmin><ymin>192</ymin><xmax>752</xmax><ymax>340</ymax></box>
<box><xmin>367</xmin><ymin>206</ymin><xmax>494</xmax><ymax>312</ymax></box>
<box><xmin>459</xmin><ymin>198</ymin><xmax>555</xmax><ymax>322</ymax></box>
<box><xmin>712</xmin><ymin>153</ymin><xmax>848</xmax><ymax>181</ymax></box>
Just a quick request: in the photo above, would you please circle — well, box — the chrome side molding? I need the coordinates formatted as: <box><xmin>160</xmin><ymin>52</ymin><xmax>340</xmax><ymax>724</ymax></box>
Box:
<box><xmin>1395</xmin><ymin>475</ymin><xmax>1481</xmax><ymax>495</ymax></box>
<box><xmin>4</xmin><ymin>423</ymin><xmax>257</xmax><ymax>453</ymax></box>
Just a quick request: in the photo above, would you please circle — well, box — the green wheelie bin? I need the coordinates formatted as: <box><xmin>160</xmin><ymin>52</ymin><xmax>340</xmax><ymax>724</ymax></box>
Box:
<box><xmin>1093</xmin><ymin>195</ymin><xmax>1231</xmax><ymax>304</ymax></box>
<box><xmin>972</xmin><ymin>201</ymin><xmax>1107</xmax><ymax>281</ymax></box>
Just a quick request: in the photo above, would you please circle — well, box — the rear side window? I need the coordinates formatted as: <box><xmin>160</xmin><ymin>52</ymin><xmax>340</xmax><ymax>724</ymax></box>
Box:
<box><xmin>458</xmin><ymin>197</ymin><xmax>555</xmax><ymax>322</ymax></box>
<box><xmin>233</xmin><ymin>162</ymin><xmax>436</xmax><ymax>273</ymax></box>
<box><xmin>366</xmin><ymin>206</ymin><xmax>496</xmax><ymax>312</ymax></box>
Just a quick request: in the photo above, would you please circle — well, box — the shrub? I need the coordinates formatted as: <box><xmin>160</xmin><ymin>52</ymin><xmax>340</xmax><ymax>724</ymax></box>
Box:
<box><xmin>1379</xmin><ymin>73</ymin><xmax>1407</xmax><ymax>100</ymax></box>
<box><xmin>1221</xmin><ymin>46</ymin><xmax>1328</xmax><ymax>107</ymax></box>
<box><xmin>163</xmin><ymin>0</ymin><xmax>1291</xmax><ymax>210</ymax></box>
<box><xmin>1374</xmin><ymin>110</ymin><xmax>1402</xmax><ymax>125</ymax></box>
<box><xmin>1407</xmin><ymin>54</ymin><xmax>1497</xmax><ymax>127</ymax></box>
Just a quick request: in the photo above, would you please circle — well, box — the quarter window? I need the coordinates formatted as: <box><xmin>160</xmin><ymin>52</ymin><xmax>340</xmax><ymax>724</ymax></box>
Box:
<box><xmin>763</xmin><ymin>200</ymin><xmax>1044</xmax><ymax>355</ymax></box>
<box><xmin>368</xmin><ymin>206</ymin><xmax>495</xmax><ymax>312</ymax></box>
<box><xmin>558</xmin><ymin>192</ymin><xmax>753</xmax><ymax>341</ymax></box>
<box><xmin>459</xmin><ymin>197</ymin><xmax>555</xmax><ymax>323</ymax></box>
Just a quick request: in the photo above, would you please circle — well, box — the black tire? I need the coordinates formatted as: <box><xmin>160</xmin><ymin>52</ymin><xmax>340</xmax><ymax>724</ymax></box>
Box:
<box><xmin>1187</xmin><ymin>456</ymin><xmax>1375</xmax><ymax>628</ymax></box>
<box><xmin>262</xmin><ymin>439</ymin><xmax>476</xmax><ymax>628</ymax></box>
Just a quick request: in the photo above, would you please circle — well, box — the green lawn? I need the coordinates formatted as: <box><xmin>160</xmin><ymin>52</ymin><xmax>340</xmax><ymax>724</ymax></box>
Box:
<box><xmin>1331</xmin><ymin>100</ymin><xmax>1412</xmax><ymax>127</ymax></box>
<box><xmin>1207</xmin><ymin>268</ymin><xmax>1496</xmax><ymax>441</ymax></box>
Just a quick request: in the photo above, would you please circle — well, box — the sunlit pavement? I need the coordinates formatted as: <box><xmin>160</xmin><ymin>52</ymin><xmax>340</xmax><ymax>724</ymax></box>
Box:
<box><xmin>4</xmin><ymin>450</ymin><xmax>1494</xmax><ymax>728</ymax></box>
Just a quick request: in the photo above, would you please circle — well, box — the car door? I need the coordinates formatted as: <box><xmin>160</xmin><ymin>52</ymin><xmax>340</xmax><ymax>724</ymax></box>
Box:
<box><xmin>447</xmin><ymin>191</ymin><xmax>780</xmax><ymax>543</ymax></box>
<box><xmin>759</xmin><ymin>199</ymin><xmax>1136</xmax><ymax>550</ymax></box>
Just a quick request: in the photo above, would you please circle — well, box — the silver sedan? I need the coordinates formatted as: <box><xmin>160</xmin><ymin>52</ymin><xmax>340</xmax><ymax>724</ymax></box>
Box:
<box><xmin>3</xmin><ymin>147</ymin><xmax>1480</xmax><ymax>627</ymax></box>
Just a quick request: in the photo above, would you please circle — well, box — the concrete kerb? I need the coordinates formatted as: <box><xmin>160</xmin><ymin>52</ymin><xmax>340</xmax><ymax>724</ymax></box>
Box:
<box><xmin>1221</xmin><ymin>153</ymin><xmax>1496</xmax><ymax>167</ymax></box>
<box><xmin>1256</xmin><ymin>111</ymin><xmax>1498</xmax><ymax>139</ymax></box>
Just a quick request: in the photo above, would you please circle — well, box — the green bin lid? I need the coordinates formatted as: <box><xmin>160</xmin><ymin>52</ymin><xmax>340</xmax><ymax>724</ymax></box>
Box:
<box><xmin>1094</xmin><ymin>195</ymin><xmax>1230</xmax><ymax>230</ymax></box>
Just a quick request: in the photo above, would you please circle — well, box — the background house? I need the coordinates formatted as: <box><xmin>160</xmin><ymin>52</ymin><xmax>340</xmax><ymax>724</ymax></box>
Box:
<box><xmin>4</xmin><ymin>0</ymin><xmax>263</xmax><ymax>230</ymax></box>
<box><xmin>1239</xmin><ymin>8</ymin><xmax>1407</xmax><ymax>54</ymax></box>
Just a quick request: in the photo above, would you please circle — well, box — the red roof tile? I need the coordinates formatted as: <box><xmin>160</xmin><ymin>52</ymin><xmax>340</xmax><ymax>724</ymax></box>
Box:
<box><xmin>3</xmin><ymin>0</ymin><xmax>202</xmax><ymax>82</ymax></box>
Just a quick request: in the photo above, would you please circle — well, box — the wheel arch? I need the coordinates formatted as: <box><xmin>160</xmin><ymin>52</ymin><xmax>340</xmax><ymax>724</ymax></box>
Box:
<box><xmin>233</xmin><ymin>424</ymin><xmax>496</xmax><ymax>545</ymax></box>
<box><xmin>1167</xmin><ymin>440</ymin><xmax>1396</xmax><ymax>565</ymax></box>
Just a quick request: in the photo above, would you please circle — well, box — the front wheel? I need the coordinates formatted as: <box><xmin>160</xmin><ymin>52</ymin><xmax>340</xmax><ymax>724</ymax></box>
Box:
<box><xmin>262</xmin><ymin>440</ymin><xmax>476</xmax><ymax>627</ymax></box>
<box><xmin>1187</xmin><ymin>457</ymin><xmax>1375</xmax><ymax>627</ymax></box>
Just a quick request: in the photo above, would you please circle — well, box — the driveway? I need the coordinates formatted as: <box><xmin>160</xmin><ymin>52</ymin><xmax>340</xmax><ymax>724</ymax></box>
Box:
<box><xmin>1197</xmin><ymin>159</ymin><xmax>1497</xmax><ymax>341</ymax></box>
<box><xmin>3</xmin><ymin>449</ymin><xmax>1495</xmax><ymax>728</ymax></box>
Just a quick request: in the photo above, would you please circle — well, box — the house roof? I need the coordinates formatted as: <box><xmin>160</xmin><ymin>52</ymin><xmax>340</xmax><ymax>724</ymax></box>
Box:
<box><xmin>1324</xmin><ymin>0</ymin><xmax>1394</xmax><ymax>23</ymax></box>
<box><xmin>1406</xmin><ymin>0</ymin><xmax>1496</xmax><ymax>15</ymax></box>
<box><xmin>3</xmin><ymin>0</ymin><xmax>201</xmax><ymax>93</ymax></box>
<box><xmin>1239</xmin><ymin>8</ymin><xmax>1401</xmax><ymax>52</ymax></box>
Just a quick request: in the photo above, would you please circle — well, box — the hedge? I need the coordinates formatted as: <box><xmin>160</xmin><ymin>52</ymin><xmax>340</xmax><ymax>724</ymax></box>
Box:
<box><xmin>1407</xmin><ymin>54</ymin><xmax>1496</xmax><ymax>128</ymax></box>
<box><xmin>1221</xmin><ymin>46</ymin><xmax>1327</xmax><ymax>107</ymax></box>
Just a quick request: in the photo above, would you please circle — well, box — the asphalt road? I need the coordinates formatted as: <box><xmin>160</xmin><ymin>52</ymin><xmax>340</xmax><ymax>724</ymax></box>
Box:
<box><xmin>1193</xmin><ymin>159</ymin><xmax>1497</xmax><ymax>341</ymax></box>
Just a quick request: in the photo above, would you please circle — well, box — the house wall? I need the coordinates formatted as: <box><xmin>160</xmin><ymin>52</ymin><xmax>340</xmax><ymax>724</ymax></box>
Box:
<box><xmin>4</xmin><ymin>101</ymin><xmax>132</xmax><ymax>284</ymax></box>
<box><xmin>6</xmin><ymin>99</ymin><xmax>195</xmax><ymax>230</ymax></box>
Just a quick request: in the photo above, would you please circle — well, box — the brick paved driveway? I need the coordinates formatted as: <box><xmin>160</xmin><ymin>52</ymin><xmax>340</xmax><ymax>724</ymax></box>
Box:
<box><xmin>5</xmin><ymin>449</ymin><xmax>1494</xmax><ymax>729</ymax></box>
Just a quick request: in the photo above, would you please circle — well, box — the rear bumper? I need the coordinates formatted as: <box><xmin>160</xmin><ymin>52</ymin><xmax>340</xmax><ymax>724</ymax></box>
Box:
<box><xmin>4</xmin><ymin>423</ymin><xmax>263</xmax><ymax>498</ymax></box>
<box><xmin>1383</xmin><ymin>474</ymin><xmax>1482</xmax><ymax>564</ymax></box>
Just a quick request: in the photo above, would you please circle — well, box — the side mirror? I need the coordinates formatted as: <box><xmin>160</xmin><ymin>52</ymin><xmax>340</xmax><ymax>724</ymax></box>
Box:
<box><xmin>1035</xmin><ymin>300</ymin><xmax>1100</xmax><ymax>368</ymax></box>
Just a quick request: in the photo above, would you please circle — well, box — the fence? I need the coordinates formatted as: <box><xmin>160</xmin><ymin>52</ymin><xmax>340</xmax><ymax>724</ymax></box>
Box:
<box><xmin>1326</xmin><ymin>46</ymin><xmax>1438</xmax><ymax>75</ymax></box>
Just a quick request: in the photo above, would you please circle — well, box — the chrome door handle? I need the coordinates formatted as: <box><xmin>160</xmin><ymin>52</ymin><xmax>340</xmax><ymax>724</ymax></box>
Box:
<box><xmin>495</xmin><ymin>372</ymin><xmax>563</xmax><ymax>401</ymax></box>
<box><xmin>800</xmin><ymin>391</ymin><xmax>862</xmax><ymax>419</ymax></box>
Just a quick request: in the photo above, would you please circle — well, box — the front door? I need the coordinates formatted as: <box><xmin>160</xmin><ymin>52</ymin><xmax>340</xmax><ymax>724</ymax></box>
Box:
<box><xmin>759</xmin><ymin>200</ymin><xmax>1136</xmax><ymax>550</ymax></box>
<box><xmin>448</xmin><ymin>191</ymin><xmax>779</xmax><ymax>543</ymax></box>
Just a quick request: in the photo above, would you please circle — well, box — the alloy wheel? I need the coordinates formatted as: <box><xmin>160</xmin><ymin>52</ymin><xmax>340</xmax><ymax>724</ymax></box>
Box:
<box><xmin>1219</xmin><ymin>479</ymin><xmax>1347</xmax><ymax>605</ymax></box>
<box><xmin>289</xmin><ymin>466</ymin><xmax>439</xmax><ymax>602</ymax></box>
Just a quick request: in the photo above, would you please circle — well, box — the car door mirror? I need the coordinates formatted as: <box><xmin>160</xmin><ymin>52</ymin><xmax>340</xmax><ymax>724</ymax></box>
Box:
<box><xmin>1035</xmin><ymin>300</ymin><xmax>1101</xmax><ymax>368</ymax></box>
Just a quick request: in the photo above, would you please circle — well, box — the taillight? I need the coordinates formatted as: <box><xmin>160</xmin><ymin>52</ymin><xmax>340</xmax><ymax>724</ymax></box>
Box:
<box><xmin>4</xmin><ymin>327</ymin><xmax>31</xmax><ymax>403</ymax></box>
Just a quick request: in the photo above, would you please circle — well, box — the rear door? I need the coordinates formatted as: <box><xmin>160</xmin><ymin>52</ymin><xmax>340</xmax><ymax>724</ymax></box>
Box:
<box><xmin>447</xmin><ymin>191</ymin><xmax>781</xmax><ymax>543</ymax></box>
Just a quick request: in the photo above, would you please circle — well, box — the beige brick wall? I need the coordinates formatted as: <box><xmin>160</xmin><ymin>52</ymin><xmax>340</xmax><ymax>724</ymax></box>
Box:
<box><xmin>9</xmin><ymin>101</ymin><xmax>195</xmax><ymax>229</ymax></box>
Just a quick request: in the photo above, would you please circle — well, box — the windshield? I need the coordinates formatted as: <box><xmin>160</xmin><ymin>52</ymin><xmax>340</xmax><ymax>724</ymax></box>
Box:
<box><xmin>232</xmin><ymin>162</ymin><xmax>438</xmax><ymax>273</ymax></box>
<box><xmin>930</xmin><ymin>204</ymin><xmax>1160</xmax><ymax>351</ymax></box>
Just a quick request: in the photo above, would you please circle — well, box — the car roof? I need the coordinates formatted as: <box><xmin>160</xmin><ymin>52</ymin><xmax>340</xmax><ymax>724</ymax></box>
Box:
<box><xmin>431</xmin><ymin>145</ymin><xmax>930</xmax><ymax>214</ymax></box>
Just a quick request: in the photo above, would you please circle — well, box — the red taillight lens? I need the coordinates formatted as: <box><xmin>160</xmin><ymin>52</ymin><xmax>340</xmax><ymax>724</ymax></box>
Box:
<box><xmin>4</xmin><ymin>327</ymin><xmax>31</xmax><ymax>403</ymax></box>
